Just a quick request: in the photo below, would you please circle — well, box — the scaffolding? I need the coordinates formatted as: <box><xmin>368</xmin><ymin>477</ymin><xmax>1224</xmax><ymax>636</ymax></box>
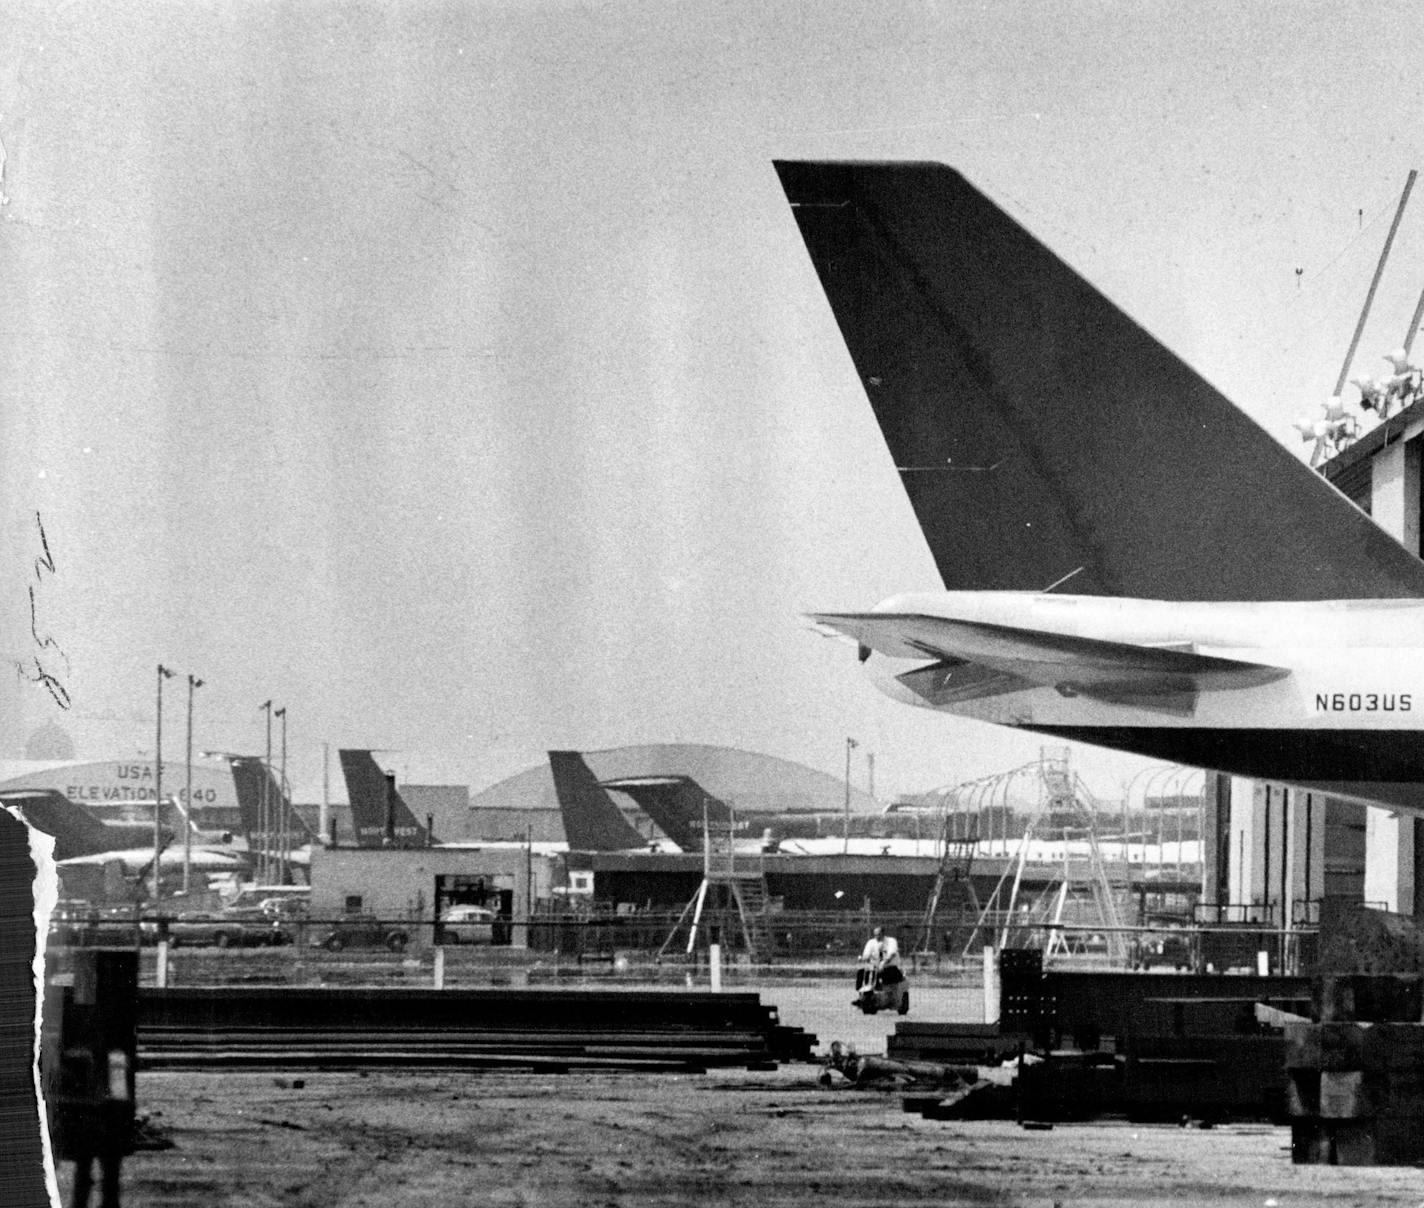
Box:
<box><xmin>657</xmin><ymin>804</ymin><xmax>771</xmax><ymax>962</ymax></box>
<box><xmin>957</xmin><ymin>748</ymin><xmax>1130</xmax><ymax>963</ymax></box>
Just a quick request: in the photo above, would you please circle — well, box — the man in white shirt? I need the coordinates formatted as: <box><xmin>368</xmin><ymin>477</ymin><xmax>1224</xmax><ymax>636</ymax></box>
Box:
<box><xmin>859</xmin><ymin>925</ymin><xmax>903</xmax><ymax>986</ymax></box>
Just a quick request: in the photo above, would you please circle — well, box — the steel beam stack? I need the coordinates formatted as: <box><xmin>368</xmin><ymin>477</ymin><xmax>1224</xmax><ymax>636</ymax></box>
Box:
<box><xmin>136</xmin><ymin>986</ymin><xmax>815</xmax><ymax>1072</ymax></box>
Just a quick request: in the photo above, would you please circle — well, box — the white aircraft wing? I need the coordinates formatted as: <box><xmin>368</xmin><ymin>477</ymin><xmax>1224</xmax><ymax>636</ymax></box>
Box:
<box><xmin>812</xmin><ymin>611</ymin><xmax>1288</xmax><ymax>712</ymax></box>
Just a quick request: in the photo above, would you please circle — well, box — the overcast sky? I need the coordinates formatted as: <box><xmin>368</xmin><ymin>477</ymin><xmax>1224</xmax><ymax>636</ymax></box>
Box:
<box><xmin>3</xmin><ymin>2</ymin><xmax>1423</xmax><ymax>803</ymax></box>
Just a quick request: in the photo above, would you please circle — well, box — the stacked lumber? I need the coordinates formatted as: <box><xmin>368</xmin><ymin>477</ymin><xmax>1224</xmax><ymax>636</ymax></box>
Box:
<box><xmin>137</xmin><ymin>987</ymin><xmax>815</xmax><ymax>1073</ymax></box>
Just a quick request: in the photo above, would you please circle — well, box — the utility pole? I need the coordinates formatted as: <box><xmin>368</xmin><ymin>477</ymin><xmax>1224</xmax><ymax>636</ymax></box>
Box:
<box><xmin>259</xmin><ymin>700</ymin><xmax>273</xmax><ymax>885</ymax></box>
<box><xmin>183</xmin><ymin>674</ymin><xmax>204</xmax><ymax>895</ymax></box>
<box><xmin>153</xmin><ymin>664</ymin><xmax>175</xmax><ymax>900</ymax></box>
<box><xmin>321</xmin><ymin>742</ymin><xmax>330</xmax><ymax>847</ymax></box>
<box><xmin>842</xmin><ymin>736</ymin><xmax>858</xmax><ymax>855</ymax></box>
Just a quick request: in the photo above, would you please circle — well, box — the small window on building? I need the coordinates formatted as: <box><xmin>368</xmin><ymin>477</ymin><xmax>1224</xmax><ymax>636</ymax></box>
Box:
<box><xmin>344</xmin><ymin>894</ymin><xmax>363</xmax><ymax>913</ymax></box>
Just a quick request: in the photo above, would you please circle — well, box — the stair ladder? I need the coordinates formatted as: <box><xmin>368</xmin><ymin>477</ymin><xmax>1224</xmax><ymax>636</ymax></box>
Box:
<box><xmin>959</xmin><ymin>748</ymin><xmax>1130</xmax><ymax>961</ymax></box>
<box><xmin>1040</xmin><ymin>747</ymin><xmax>1129</xmax><ymax>963</ymax></box>
<box><xmin>914</xmin><ymin>816</ymin><xmax>980</xmax><ymax>961</ymax></box>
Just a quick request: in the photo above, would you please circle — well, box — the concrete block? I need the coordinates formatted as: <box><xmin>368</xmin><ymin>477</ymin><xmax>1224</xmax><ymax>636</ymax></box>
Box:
<box><xmin>1285</xmin><ymin>1071</ymin><xmax>1319</xmax><ymax>1117</ymax></box>
<box><xmin>1289</xmin><ymin>1120</ymin><xmax>1329</xmax><ymax>1164</ymax></box>
<box><xmin>1362</xmin><ymin>1023</ymin><xmax>1424</xmax><ymax>1071</ymax></box>
<box><xmin>1319</xmin><ymin>1070</ymin><xmax>1368</xmax><ymax>1119</ymax></box>
<box><xmin>1317</xmin><ymin>1022</ymin><xmax>1366</xmax><ymax>1071</ymax></box>
<box><xmin>1331</xmin><ymin>1120</ymin><xmax>1377</xmax><ymax>1165</ymax></box>
<box><xmin>1371</xmin><ymin>1110</ymin><xmax>1424</xmax><ymax>1164</ymax></box>
<box><xmin>1284</xmin><ymin>1022</ymin><xmax>1321</xmax><ymax>1070</ymax></box>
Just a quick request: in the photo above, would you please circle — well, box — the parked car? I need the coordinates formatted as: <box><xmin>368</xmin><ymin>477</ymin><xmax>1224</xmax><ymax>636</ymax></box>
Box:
<box><xmin>1132</xmin><ymin>933</ymin><xmax>1194</xmax><ymax>972</ymax></box>
<box><xmin>228</xmin><ymin>886</ymin><xmax>311</xmax><ymax>912</ymax></box>
<box><xmin>258</xmin><ymin>896</ymin><xmax>309</xmax><ymax>920</ymax></box>
<box><xmin>50</xmin><ymin>905</ymin><xmax>158</xmax><ymax>948</ymax></box>
<box><xmin>165</xmin><ymin>907</ymin><xmax>288</xmax><ymax>949</ymax></box>
<box><xmin>438</xmin><ymin>904</ymin><xmax>497</xmax><ymax>945</ymax></box>
<box><xmin>310</xmin><ymin>912</ymin><xmax>410</xmax><ymax>953</ymax></box>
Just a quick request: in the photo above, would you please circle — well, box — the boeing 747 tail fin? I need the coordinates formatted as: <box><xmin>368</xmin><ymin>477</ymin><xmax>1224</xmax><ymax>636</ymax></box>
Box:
<box><xmin>774</xmin><ymin>160</ymin><xmax>1424</xmax><ymax>601</ymax></box>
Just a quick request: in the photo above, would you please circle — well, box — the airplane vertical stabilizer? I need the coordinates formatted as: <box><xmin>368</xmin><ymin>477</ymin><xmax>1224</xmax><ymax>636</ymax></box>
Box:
<box><xmin>774</xmin><ymin>160</ymin><xmax>1424</xmax><ymax>602</ymax></box>
<box><xmin>230</xmin><ymin>756</ymin><xmax>313</xmax><ymax>847</ymax></box>
<box><xmin>337</xmin><ymin>750</ymin><xmax>430</xmax><ymax>847</ymax></box>
<box><xmin>547</xmin><ymin>751</ymin><xmax>651</xmax><ymax>852</ymax></box>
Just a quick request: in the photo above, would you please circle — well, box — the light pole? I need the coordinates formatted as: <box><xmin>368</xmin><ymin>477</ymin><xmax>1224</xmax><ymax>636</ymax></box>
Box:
<box><xmin>153</xmin><ymin>664</ymin><xmax>175</xmax><ymax>900</ymax></box>
<box><xmin>259</xmin><ymin>700</ymin><xmax>273</xmax><ymax>885</ymax></box>
<box><xmin>1122</xmin><ymin>763</ymin><xmax>1174</xmax><ymax>923</ymax></box>
<box><xmin>183</xmin><ymin>674</ymin><xmax>205</xmax><ymax>895</ymax></box>
<box><xmin>842</xmin><ymin>737</ymin><xmax>858</xmax><ymax>855</ymax></box>
<box><xmin>276</xmin><ymin>706</ymin><xmax>288</xmax><ymax>884</ymax></box>
<box><xmin>1121</xmin><ymin>764</ymin><xmax>1171</xmax><ymax>857</ymax></box>
<box><xmin>1147</xmin><ymin>765</ymin><xmax>1185</xmax><ymax>859</ymax></box>
<box><xmin>1142</xmin><ymin>764</ymin><xmax>1183</xmax><ymax>913</ymax></box>
<box><xmin>1166</xmin><ymin>767</ymin><xmax>1199</xmax><ymax>879</ymax></box>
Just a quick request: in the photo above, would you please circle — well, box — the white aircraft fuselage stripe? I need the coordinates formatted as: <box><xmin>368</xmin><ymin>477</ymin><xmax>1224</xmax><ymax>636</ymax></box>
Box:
<box><xmin>848</xmin><ymin>592</ymin><xmax>1424</xmax><ymax>731</ymax></box>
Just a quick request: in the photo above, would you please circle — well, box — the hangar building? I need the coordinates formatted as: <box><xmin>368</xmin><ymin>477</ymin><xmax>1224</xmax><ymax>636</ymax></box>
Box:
<box><xmin>462</xmin><ymin>744</ymin><xmax>882</xmax><ymax>845</ymax></box>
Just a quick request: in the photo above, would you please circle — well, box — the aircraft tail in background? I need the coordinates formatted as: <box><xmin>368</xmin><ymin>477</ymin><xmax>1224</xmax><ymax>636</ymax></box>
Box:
<box><xmin>337</xmin><ymin>749</ymin><xmax>430</xmax><ymax>847</ymax></box>
<box><xmin>229</xmin><ymin>755</ymin><xmax>315</xmax><ymax>847</ymax></box>
<box><xmin>547</xmin><ymin>751</ymin><xmax>651</xmax><ymax>852</ymax></box>
<box><xmin>596</xmin><ymin>775</ymin><xmax>736</xmax><ymax>852</ymax></box>
<box><xmin>0</xmin><ymin>789</ymin><xmax>161</xmax><ymax>861</ymax></box>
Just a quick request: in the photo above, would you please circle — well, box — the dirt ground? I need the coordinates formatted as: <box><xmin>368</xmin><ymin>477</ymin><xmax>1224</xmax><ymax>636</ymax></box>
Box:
<box><xmin>55</xmin><ymin>1066</ymin><xmax>1424</xmax><ymax>1208</ymax></box>
<box><xmin>46</xmin><ymin>977</ymin><xmax>1424</xmax><ymax>1207</ymax></box>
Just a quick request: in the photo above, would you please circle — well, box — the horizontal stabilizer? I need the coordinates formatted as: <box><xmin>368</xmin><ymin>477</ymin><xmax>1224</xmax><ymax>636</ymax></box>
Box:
<box><xmin>775</xmin><ymin>160</ymin><xmax>1424</xmax><ymax>601</ymax></box>
<box><xmin>598</xmin><ymin>775</ymin><xmax>736</xmax><ymax>851</ymax></box>
<box><xmin>813</xmin><ymin>611</ymin><xmax>1288</xmax><ymax>709</ymax></box>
